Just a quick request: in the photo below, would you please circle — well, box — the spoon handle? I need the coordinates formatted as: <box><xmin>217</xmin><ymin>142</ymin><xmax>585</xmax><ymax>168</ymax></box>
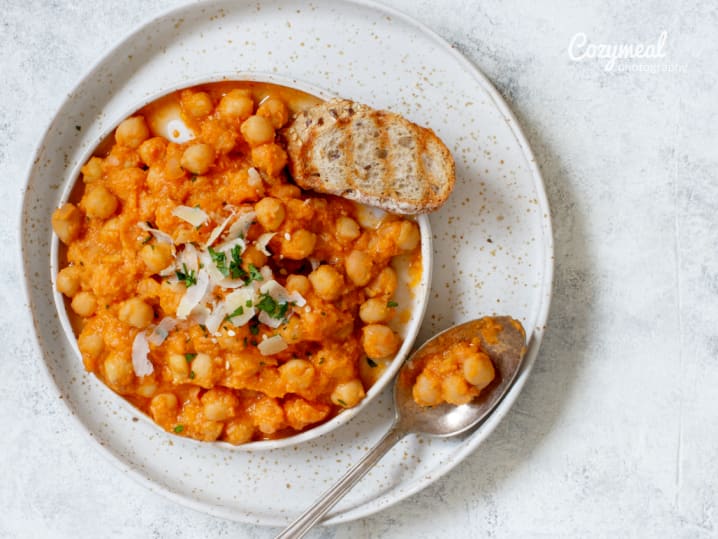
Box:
<box><xmin>275</xmin><ymin>425</ymin><xmax>406</xmax><ymax>539</ymax></box>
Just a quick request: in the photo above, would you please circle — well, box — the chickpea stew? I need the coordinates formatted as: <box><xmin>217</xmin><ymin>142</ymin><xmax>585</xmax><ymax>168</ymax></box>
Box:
<box><xmin>52</xmin><ymin>82</ymin><xmax>423</xmax><ymax>445</ymax></box>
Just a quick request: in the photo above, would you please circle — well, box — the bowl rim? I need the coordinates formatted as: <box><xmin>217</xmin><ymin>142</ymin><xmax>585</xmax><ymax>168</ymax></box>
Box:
<box><xmin>47</xmin><ymin>72</ymin><xmax>434</xmax><ymax>451</ymax></box>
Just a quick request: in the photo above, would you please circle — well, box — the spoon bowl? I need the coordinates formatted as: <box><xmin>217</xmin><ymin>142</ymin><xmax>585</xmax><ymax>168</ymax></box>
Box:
<box><xmin>277</xmin><ymin>316</ymin><xmax>527</xmax><ymax>538</ymax></box>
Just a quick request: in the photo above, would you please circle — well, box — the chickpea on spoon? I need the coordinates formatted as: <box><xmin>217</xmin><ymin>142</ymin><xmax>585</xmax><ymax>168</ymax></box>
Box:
<box><xmin>277</xmin><ymin>316</ymin><xmax>527</xmax><ymax>539</ymax></box>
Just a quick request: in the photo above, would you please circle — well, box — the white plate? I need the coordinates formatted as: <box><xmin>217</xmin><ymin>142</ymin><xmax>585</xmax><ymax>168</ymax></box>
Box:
<box><xmin>21</xmin><ymin>0</ymin><xmax>553</xmax><ymax>526</ymax></box>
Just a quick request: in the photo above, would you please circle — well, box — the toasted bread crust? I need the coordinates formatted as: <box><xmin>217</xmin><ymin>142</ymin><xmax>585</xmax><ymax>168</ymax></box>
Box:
<box><xmin>282</xmin><ymin>99</ymin><xmax>455</xmax><ymax>214</ymax></box>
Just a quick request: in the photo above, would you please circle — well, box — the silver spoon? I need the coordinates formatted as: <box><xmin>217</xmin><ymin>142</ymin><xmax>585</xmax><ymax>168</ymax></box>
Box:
<box><xmin>276</xmin><ymin>316</ymin><xmax>527</xmax><ymax>538</ymax></box>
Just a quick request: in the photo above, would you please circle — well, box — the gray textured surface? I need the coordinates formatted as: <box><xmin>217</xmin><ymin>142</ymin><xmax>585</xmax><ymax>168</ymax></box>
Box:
<box><xmin>2</xmin><ymin>1</ymin><xmax>717</xmax><ymax>537</ymax></box>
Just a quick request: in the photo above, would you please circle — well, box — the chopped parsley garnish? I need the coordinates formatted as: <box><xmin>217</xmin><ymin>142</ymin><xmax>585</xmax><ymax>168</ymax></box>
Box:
<box><xmin>337</xmin><ymin>399</ymin><xmax>347</xmax><ymax>407</ymax></box>
<box><xmin>256</xmin><ymin>293</ymin><xmax>289</xmax><ymax>319</ymax></box>
<box><xmin>245</xmin><ymin>299</ymin><xmax>253</xmax><ymax>307</ymax></box>
<box><xmin>190</xmin><ymin>175</ymin><xmax>198</xmax><ymax>182</ymax></box>
<box><xmin>248</xmin><ymin>263</ymin><xmax>263</xmax><ymax>283</ymax></box>
<box><xmin>366</xmin><ymin>358</ymin><xmax>378</xmax><ymax>368</ymax></box>
<box><xmin>175</xmin><ymin>263</ymin><xmax>197</xmax><ymax>287</ymax></box>
<box><xmin>173</xmin><ymin>425</ymin><xmax>184</xmax><ymax>433</ymax></box>
<box><xmin>184</xmin><ymin>353</ymin><xmax>196</xmax><ymax>363</ymax></box>
<box><xmin>249</xmin><ymin>323</ymin><xmax>260</xmax><ymax>336</ymax></box>
<box><xmin>208</xmin><ymin>247</ymin><xmax>229</xmax><ymax>276</ymax></box>
<box><xmin>189</xmin><ymin>370</ymin><xmax>196</xmax><ymax>379</ymax></box>
<box><xmin>387</xmin><ymin>301</ymin><xmax>399</xmax><ymax>308</ymax></box>
<box><xmin>226</xmin><ymin>305</ymin><xmax>244</xmax><ymax>320</ymax></box>
<box><xmin>229</xmin><ymin>245</ymin><xmax>248</xmax><ymax>280</ymax></box>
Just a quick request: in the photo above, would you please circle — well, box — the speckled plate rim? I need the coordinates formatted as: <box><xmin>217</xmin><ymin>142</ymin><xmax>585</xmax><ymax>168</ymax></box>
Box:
<box><xmin>18</xmin><ymin>0</ymin><xmax>554</xmax><ymax>527</ymax></box>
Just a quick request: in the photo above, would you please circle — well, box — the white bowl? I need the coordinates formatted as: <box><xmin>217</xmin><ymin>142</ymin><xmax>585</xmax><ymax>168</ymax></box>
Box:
<box><xmin>50</xmin><ymin>74</ymin><xmax>433</xmax><ymax>451</ymax></box>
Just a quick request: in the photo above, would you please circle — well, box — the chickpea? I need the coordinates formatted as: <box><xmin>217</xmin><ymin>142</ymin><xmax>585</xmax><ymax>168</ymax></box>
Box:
<box><xmin>115</xmin><ymin>116</ymin><xmax>150</xmax><ymax>149</ymax></box>
<box><xmin>359</xmin><ymin>298</ymin><xmax>391</xmax><ymax>324</ymax></box>
<box><xmin>118</xmin><ymin>297</ymin><xmax>154</xmax><ymax>329</ymax></box>
<box><xmin>285</xmin><ymin>274</ymin><xmax>310</xmax><ymax>296</ymax></box>
<box><xmin>139</xmin><ymin>243</ymin><xmax>173</xmax><ymax>273</ymax></box>
<box><xmin>104</xmin><ymin>351</ymin><xmax>134</xmax><ymax>388</ymax></box>
<box><xmin>345</xmin><ymin>250</ymin><xmax>372</xmax><ymax>286</ymax></box>
<box><xmin>81</xmin><ymin>157</ymin><xmax>103</xmax><ymax>183</ymax></box>
<box><xmin>224</xmin><ymin>418</ymin><xmax>254</xmax><ymax>445</ymax></box>
<box><xmin>284</xmin><ymin>398</ymin><xmax>330</xmax><ymax>431</ymax></box>
<box><xmin>137</xmin><ymin>380</ymin><xmax>158</xmax><ymax>398</ymax></box>
<box><xmin>463</xmin><ymin>352</ymin><xmax>495</xmax><ymax>389</ymax></box>
<box><xmin>168</xmin><ymin>353</ymin><xmax>189</xmax><ymax>378</ymax></box>
<box><xmin>282</xmin><ymin>229</ymin><xmax>317</xmax><ymax>260</ymax></box>
<box><xmin>442</xmin><ymin>374</ymin><xmax>473</xmax><ymax>405</ymax></box>
<box><xmin>71</xmin><ymin>291</ymin><xmax>97</xmax><ymax>317</ymax></box>
<box><xmin>361</xmin><ymin>324</ymin><xmax>401</xmax><ymax>359</ymax></box>
<box><xmin>150</xmin><ymin>392</ymin><xmax>178</xmax><ymax>425</ymax></box>
<box><xmin>56</xmin><ymin>266</ymin><xmax>81</xmax><ymax>297</ymax></box>
<box><xmin>270</xmin><ymin>183</ymin><xmax>301</xmax><ymax>199</ymax></box>
<box><xmin>251</xmin><ymin>143</ymin><xmax>287</xmax><ymax>176</ymax></box>
<box><xmin>358</xmin><ymin>355</ymin><xmax>386</xmax><ymax>387</ymax></box>
<box><xmin>240</xmin><ymin>115</ymin><xmax>275</xmax><ymax>147</ymax></box>
<box><xmin>181</xmin><ymin>143</ymin><xmax>214</xmax><ymax>175</ymax></box>
<box><xmin>336</xmin><ymin>216</ymin><xmax>360</xmax><ymax>241</ymax></box>
<box><xmin>201</xmin><ymin>388</ymin><xmax>239</xmax><ymax>421</ymax></box>
<box><xmin>242</xmin><ymin>245</ymin><xmax>268</xmax><ymax>269</ymax></box>
<box><xmin>191</xmin><ymin>352</ymin><xmax>213</xmax><ymax>382</ymax></box>
<box><xmin>278</xmin><ymin>359</ymin><xmax>315</xmax><ymax>392</ymax></box>
<box><xmin>277</xmin><ymin>316</ymin><xmax>303</xmax><ymax>345</ymax></box>
<box><xmin>83</xmin><ymin>185</ymin><xmax>118</xmax><ymax>219</ymax></box>
<box><xmin>257</xmin><ymin>97</ymin><xmax>289</xmax><ymax>128</ymax></box>
<box><xmin>331</xmin><ymin>379</ymin><xmax>365</xmax><ymax>408</ymax></box>
<box><xmin>308</xmin><ymin>265</ymin><xmax>343</xmax><ymax>301</ymax></box>
<box><xmin>181</xmin><ymin>90</ymin><xmax>213</xmax><ymax>117</ymax></box>
<box><xmin>138</xmin><ymin>137</ymin><xmax>167</xmax><ymax>167</ymax></box>
<box><xmin>78</xmin><ymin>332</ymin><xmax>104</xmax><ymax>359</ymax></box>
<box><xmin>396</xmin><ymin>220</ymin><xmax>420</xmax><ymax>251</ymax></box>
<box><xmin>365</xmin><ymin>267</ymin><xmax>398</xmax><ymax>298</ymax></box>
<box><xmin>412</xmin><ymin>372</ymin><xmax>442</xmax><ymax>407</ymax></box>
<box><xmin>217</xmin><ymin>89</ymin><xmax>254</xmax><ymax>121</ymax></box>
<box><xmin>254</xmin><ymin>197</ymin><xmax>285</xmax><ymax>231</ymax></box>
<box><xmin>51</xmin><ymin>203</ymin><xmax>83</xmax><ymax>245</ymax></box>
<box><xmin>250</xmin><ymin>396</ymin><xmax>285</xmax><ymax>434</ymax></box>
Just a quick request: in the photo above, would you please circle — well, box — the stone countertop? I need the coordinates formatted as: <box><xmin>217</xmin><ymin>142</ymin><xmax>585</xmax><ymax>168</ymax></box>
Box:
<box><xmin>2</xmin><ymin>1</ymin><xmax>716</xmax><ymax>537</ymax></box>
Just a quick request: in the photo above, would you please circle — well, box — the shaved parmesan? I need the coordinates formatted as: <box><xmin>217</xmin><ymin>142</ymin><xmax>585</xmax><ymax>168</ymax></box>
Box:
<box><xmin>257</xmin><ymin>311</ymin><xmax>281</xmax><ymax>328</ymax></box>
<box><xmin>138</xmin><ymin>222</ymin><xmax>174</xmax><ymax>246</ymax></box>
<box><xmin>205</xmin><ymin>302</ymin><xmax>228</xmax><ymax>335</ymax></box>
<box><xmin>172</xmin><ymin>205</ymin><xmax>209</xmax><ymax>227</ymax></box>
<box><xmin>214</xmin><ymin>235</ymin><xmax>246</xmax><ymax>255</ymax></box>
<box><xmin>260</xmin><ymin>265</ymin><xmax>274</xmax><ymax>282</ymax></box>
<box><xmin>176</xmin><ymin>269</ymin><xmax>210</xmax><ymax>319</ymax></box>
<box><xmin>189</xmin><ymin>304</ymin><xmax>210</xmax><ymax>326</ymax></box>
<box><xmin>247</xmin><ymin>167</ymin><xmax>262</xmax><ymax>186</ymax></box>
<box><xmin>258</xmin><ymin>335</ymin><xmax>288</xmax><ymax>356</ymax></box>
<box><xmin>165</xmin><ymin>118</ymin><xmax>195</xmax><ymax>144</ymax></box>
<box><xmin>256</xmin><ymin>233</ymin><xmax>276</xmax><ymax>256</ymax></box>
<box><xmin>227</xmin><ymin>210</ymin><xmax>256</xmax><ymax>240</ymax></box>
<box><xmin>148</xmin><ymin>317</ymin><xmax>177</xmax><ymax>346</ymax></box>
<box><xmin>224</xmin><ymin>288</ymin><xmax>257</xmax><ymax>327</ymax></box>
<box><xmin>161</xmin><ymin>243</ymin><xmax>200</xmax><ymax>278</ymax></box>
<box><xmin>131</xmin><ymin>332</ymin><xmax>153</xmax><ymax>376</ymax></box>
<box><xmin>205</xmin><ymin>211</ymin><xmax>234</xmax><ymax>247</ymax></box>
<box><xmin>260</xmin><ymin>279</ymin><xmax>306</xmax><ymax>307</ymax></box>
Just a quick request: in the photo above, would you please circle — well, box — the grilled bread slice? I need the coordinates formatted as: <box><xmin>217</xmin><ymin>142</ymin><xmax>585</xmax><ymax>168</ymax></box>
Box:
<box><xmin>282</xmin><ymin>98</ymin><xmax>455</xmax><ymax>214</ymax></box>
